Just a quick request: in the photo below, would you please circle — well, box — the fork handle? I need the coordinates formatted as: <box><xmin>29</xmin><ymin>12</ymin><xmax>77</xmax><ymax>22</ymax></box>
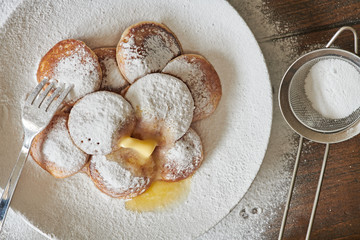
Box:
<box><xmin>0</xmin><ymin>138</ymin><xmax>32</xmax><ymax>233</ymax></box>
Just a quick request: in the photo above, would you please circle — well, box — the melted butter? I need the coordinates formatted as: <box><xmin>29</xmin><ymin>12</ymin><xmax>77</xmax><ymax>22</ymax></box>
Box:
<box><xmin>125</xmin><ymin>178</ymin><xmax>191</xmax><ymax>212</ymax></box>
<box><xmin>119</xmin><ymin>136</ymin><xmax>157</xmax><ymax>159</ymax></box>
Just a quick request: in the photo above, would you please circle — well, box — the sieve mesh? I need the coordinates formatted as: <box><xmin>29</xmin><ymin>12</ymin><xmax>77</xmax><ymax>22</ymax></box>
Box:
<box><xmin>288</xmin><ymin>56</ymin><xmax>360</xmax><ymax>133</ymax></box>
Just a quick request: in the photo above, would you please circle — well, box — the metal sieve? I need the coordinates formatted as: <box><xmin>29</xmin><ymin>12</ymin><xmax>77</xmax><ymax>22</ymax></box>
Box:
<box><xmin>289</xmin><ymin>55</ymin><xmax>360</xmax><ymax>133</ymax></box>
<box><xmin>278</xmin><ymin>26</ymin><xmax>360</xmax><ymax>240</ymax></box>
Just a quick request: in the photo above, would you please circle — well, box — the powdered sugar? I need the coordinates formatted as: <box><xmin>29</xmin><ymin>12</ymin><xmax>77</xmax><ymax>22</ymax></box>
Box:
<box><xmin>0</xmin><ymin>0</ymin><xmax>22</xmax><ymax>27</ymax></box>
<box><xmin>118</xmin><ymin>24</ymin><xmax>181</xmax><ymax>83</ymax></box>
<box><xmin>143</xmin><ymin>35</ymin><xmax>178</xmax><ymax>69</ymax></box>
<box><xmin>304</xmin><ymin>58</ymin><xmax>360</xmax><ymax>119</ymax></box>
<box><xmin>52</xmin><ymin>45</ymin><xmax>101</xmax><ymax>103</ymax></box>
<box><xmin>68</xmin><ymin>91</ymin><xmax>135</xmax><ymax>155</ymax></box>
<box><xmin>41</xmin><ymin>115</ymin><xmax>88</xmax><ymax>174</ymax></box>
<box><xmin>91</xmin><ymin>155</ymin><xmax>150</xmax><ymax>194</ymax></box>
<box><xmin>162</xmin><ymin>54</ymin><xmax>221</xmax><ymax>120</ymax></box>
<box><xmin>163</xmin><ymin>57</ymin><xmax>209</xmax><ymax>112</ymax></box>
<box><xmin>101</xmin><ymin>56</ymin><xmax>128</xmax><ymax>91</ymax></box>
<box><xmin>125</xmin><ymin>73</ymin><xmax>194</xmax><ymax>143</ymax></box>
<box><xmin>158</xmin><ymin>128</ymin><xmax>203</xmax><ymax>181</ymax></box>
<box><xmin>94</xmin><ymin>48</ymin><xmax>129</xmax><ymax>92</ymax></box>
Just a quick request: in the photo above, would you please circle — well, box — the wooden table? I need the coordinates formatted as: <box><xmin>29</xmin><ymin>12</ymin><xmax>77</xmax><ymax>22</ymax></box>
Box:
<box><xmin>229</xmin><ymin>1</ymin><xmax>360</xmax><ymax>239</ymax></box>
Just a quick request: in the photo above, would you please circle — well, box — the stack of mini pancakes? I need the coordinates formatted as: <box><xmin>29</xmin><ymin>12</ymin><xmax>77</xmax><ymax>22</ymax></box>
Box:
<box><xmin>31</xmin><ymin>21</ymin><xmax>222</xmax><ymax>199</ymax></box>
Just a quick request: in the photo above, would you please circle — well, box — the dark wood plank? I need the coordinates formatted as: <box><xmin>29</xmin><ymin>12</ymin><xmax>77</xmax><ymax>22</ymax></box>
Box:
<box><xmin>261</xmin><ymin>135</ymin><xmax>360</xmax><ymax>239</ymax></box>
<box><xmin>260</xmin><ymin>0</ymin><xmax>360</xmax><ymax>41</ymax></box>
<box><xmin>280</xmin><ymin>24</ymin><xmax>360</xmax><ymax>59</ymax></box>
<box><xmin>283</xmin><ymin>136</ymin><xmax>360</xmax><ymax>239</ymax></box>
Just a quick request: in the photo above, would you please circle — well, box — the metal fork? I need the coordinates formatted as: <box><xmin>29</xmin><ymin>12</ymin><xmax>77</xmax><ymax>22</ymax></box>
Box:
<box><xmin>0</xmin><ymin>78</ymin><xmax>72</xmax><ymax>232</ymax></box>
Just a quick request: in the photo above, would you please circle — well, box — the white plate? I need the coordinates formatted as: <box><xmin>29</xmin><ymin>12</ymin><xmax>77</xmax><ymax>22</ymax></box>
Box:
<box><xmin>0</xmin><ymin>0</ymin><xmax>272</xmax><ymax>239</ymax></box>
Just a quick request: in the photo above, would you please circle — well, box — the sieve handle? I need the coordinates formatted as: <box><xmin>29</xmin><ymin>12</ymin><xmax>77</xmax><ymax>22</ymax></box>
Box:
<box><xmin>326</xmin><ymin>26</ymin><xmax>358</xmax><ymax>54</ymax></box>
<box><xmin>305</xmin><ymin>143</ymin><xmax>330</xmax><ymax>240</ymax></box>
<box><xmin>278</xmin><ymin>136</ymin><xmax>303</xmax><ymax>240</ymax></box>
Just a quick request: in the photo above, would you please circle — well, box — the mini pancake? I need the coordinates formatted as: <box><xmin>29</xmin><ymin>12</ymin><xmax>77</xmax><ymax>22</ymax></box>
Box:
<box><xmin>154</xmin><ymin>128</ymin><xmax>203</xmax><ymax>182</ymax></box>
<box><xmin>68</xmin><ymin>91</ymin><xmax>136</xmax><ymax>155</ymax></box>
<box><xmin>30</xmin><ymin>113</ymin><xmax>89</xmax><ymax>178</ymax></box>
<box><xmin>93</xmin><ymin>48</ymin><xmax>129</xmax><ymax>93</ymax></box>
<box><xmin>89</xmin><ymin>148</ymin><xmax>155</xmax><ymax>199</ymax></box>
<box><xmin>116</xmin><ymin>21</ymin><xmax>182</xmax><ymax>83</ymax></box>
<box><xmin>125</xmin><ymin>73</ymin><xmax>194</xmax><ymax>146</ymax></box>
<box><xmin>162</xmin><ymin>54</ymin><xmax>222</xmax><ymax>121</ymax></box>
<box><xmin>37</xmin><ymin>39</ymin><xmax>102</xmax><ymax>104</ymax></box>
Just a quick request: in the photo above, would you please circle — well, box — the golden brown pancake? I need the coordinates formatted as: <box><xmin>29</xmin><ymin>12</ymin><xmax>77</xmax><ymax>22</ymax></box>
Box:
<box><xmin>162</xmin><ymin>54</ymin><xmax>222</xmax><ymax>121</ymax></box>
<box><xmin>93</xmin><ymin>48</ymin><xmax>129</xmax><ymax>93</ymax></box>
<box><xmin>30</xmin><ymin>113</ymin><xmax>89</xmax><ymax>178</ymax></box>
<box><xmin>37</xmin><ymin>39</ymin><xmax>102</xmax><ymax>104</ymax></box>
<box><xmin>125</xmin><ymin>73</ymin><xmax>194</xmax><ymax>146</ymax></box>
<box><xmin>116</xmin><ymin>21</ymin><xmax>182</xmax><ymax>83</ymax></box>
<box><xmin>89</xmin><ymin>148</ymin><xmax>155</xmax><ymax>199</ymax></box>
<box><xmin>154</xmin><ymin>128</ymin><xmax>203</xmax><ymax>182</ymax></box>
<box><xmin>68</xmin><ymin>91</ymin><xmax>136</xmax><ymax>155</ymax></box>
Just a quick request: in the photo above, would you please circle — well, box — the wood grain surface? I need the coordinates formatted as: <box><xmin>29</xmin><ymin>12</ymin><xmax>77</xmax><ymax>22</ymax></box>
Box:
<box><xmin>230</xmin><ymin>0</ymin><xmax>360</xmax><ymax>239</ymax></box>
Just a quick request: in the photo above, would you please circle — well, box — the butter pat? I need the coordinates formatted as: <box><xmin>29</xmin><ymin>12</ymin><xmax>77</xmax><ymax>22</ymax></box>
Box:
<box><xmin>119</xmin><ymin>136</ymin><xmax>157</xmax><ymax>158</ymax></box>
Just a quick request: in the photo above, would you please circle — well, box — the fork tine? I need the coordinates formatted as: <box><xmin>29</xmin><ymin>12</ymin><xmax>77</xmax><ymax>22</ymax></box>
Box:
<box><xmin>40</xmin><ymin>84</ymin><xmax>63</xmax><ymax>111</ymax></box>
<box><xmin>25</xmin><ymin>78</ymin><xmax>49</xmax><ymax>104</ymax></box>
<box><xmin>33</xmin><ymin>82</ymin><xmax>55</xmax><ymax>108</ymax></box>
<box><xmin>46</xmin><ymin>84</ymin><xmax>73</xmax><ymax>113</ymax></box>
